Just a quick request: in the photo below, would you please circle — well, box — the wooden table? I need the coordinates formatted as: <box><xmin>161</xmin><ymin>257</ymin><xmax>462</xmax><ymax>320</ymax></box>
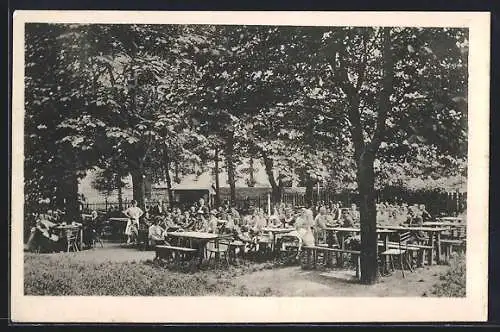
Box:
<box><xmin>262</xmin><ymin>227</ymin><xmax>295</xmax><ymax>254</ymax></box>
<box><xmin>165</xmin><ymin>231</ymin><xmax>232</xmax><ymax>264</ymax></box>
<box><xmin>109</xmin><ymin>217</ymin><xmax>129</xmax><ymax>223</ymax></box>
<box><xmin>424</xmin><ymin>222</ymin><xmax>466</xmax><ymax>227</ymax></box>
<box><xmin>380</xmin><ymin>226</ymin><xmax>447</xmax><ymax>265</ymax></box>
<box><xmin>55</xmin><ymin>224</ymin><xmax>83</xmax><ymax>250</ymax></box>
<box><xmin>438</xmin><ymin>217</ymin><xmax>465</xmax><ymax>223</ymax></box>
<box><xmin>424</xmin><ymin>222</ymin><xmax>466</xmax><ymax>240</ymax></box>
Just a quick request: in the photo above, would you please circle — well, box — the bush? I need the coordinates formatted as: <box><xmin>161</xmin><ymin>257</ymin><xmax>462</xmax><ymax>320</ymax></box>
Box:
<box><xmin>430</xmin><ymin>253</ymin><xmax>466</xmax><ymax>297</ymax></box>
<box><xmin>24</xmin><ymin>254</ymin><xmax>280</xmax><ymax>296</ymax></box>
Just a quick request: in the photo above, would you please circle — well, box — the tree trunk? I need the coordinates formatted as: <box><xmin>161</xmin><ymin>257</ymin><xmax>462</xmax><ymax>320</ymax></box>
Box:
<box><xmin>63</xmin><ymin>170</ymin><xmax>80</xmax><ymax>221</ymax></box>
<box><xmin>305</xmin><ymin>174</ymin><xmax>314</xmax><ymax>208</ymax></box>
<box><xmin>131</xmin><ymin>167</ymin><xmax>146</xmax><ymax>210</ymax></box>
<box><xmin>261</xmin><ymin>151</ymin><xmax>281</xmax><ymax>203</ymax></box>
<box><xmin>117</xmin><ymin>174</ymin><xmax>123</xmax><ymax>210</ymax></box>
<box><xmin>248</xmin><ymin>156</ymin><xmax>256</xmax><ymax>187</ymax></box>
<box><xmin>225</xmin><ymin>133</ymin><xmax>236</xmax><ymax>205</ymax></box>
<box><xmin>164</xmin><ymin>150</ymin><xmax>174</xmax><ymax>207</ymax></box>
<box><xmin>357</xmin><ymin>151</ymin><xmax>379</xmax><ymax>284</ymax></box>
<box><xmin>214</xmin><ymin>146</ymin><xmax>221</xmax><ymax>208</ymax></box>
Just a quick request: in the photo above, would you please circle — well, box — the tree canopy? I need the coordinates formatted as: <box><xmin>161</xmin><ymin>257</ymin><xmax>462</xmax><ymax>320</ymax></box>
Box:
<box><xmin>25</xmin><ymin>23</ymin><xmax>467</xmax><ymax>283</ymax></box>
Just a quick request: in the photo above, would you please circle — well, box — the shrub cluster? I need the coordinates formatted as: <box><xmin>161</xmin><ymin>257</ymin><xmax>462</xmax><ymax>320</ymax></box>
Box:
<box><xmin>430</xmin><ymin>253</ymin><xmax>466</xmax><ymax>297</ymax></box>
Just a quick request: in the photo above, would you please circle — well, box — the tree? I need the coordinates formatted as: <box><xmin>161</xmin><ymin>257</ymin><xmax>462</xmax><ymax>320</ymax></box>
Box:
<box><xmin>55</xmin><ymin>24</ymin><xmax>210</xmax><ymax>209</ymax></box>
<box><xmin>24</xmin><ymin>23</ymin><xmax>102</xmax><ymax>218</ymax></box>
<box><xmin>311</xmin><ymin>27</ymin><xmax>468</xmax><ymax>283</ymax></box>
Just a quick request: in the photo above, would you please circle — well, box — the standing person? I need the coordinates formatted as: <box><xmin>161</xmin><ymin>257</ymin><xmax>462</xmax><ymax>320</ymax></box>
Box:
<box><xmin>123</xmin><ymin>200</ymin><xmax>143</xmax><ymax>245</ymax></box>
<box><xmin>151</xmin><ymin>200</ymin><xmax>164</xmax><ymax>216</ymax></box>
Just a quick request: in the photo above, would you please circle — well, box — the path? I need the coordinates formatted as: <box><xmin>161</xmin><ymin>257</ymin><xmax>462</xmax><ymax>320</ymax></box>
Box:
<box><xmin>233</xmin><ymin>265</ymin><xmax>449</xmax><ymax>297</ymax></box>
<box><xmin>33</xmin><ymin>242</ymin><xmax>156</xmax><ymax>263</ymax></box>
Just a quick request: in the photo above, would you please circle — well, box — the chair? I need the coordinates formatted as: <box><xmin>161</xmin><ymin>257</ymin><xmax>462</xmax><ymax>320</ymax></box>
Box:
<box><xmin>65</xmin><ymin>228</ymin><xmax>80</xmax><ymax>252</ymax></box>
<box><xmin>206</xmin><ymin>240</ymin><xmax>230</xmax><ymax>267</ymax></box>
<box><xmin>277</xmin><ymin>234</ymin><xmax>301</xmax><ymax>264</ymax></box>
<box><xmin>379</xmin><ymin>231</ymin><xmax>414</xmax><ymax>278</ymax></box>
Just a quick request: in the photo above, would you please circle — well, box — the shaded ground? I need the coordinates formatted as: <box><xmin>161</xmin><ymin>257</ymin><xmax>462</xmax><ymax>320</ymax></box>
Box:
<box><xmin>233</xmin><ymin>265</ymin><xmax>449</xmax><ymax>297</ymax></box>
<box><xmin>24</xmin><ymin>241</ymin><xmax>457</xmax><ymax>297</ymax></box>
<box><xmin>37</xmin><ymin>242</ymin><xmax>156</xmax><ymax>263</ymax></box>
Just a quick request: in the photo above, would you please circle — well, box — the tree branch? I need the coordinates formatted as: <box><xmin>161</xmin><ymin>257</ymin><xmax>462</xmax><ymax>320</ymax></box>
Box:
<box><xmin>370</xmin><ymin>27</ymin><xmax>394</xmax><ymax>151</ymax></box>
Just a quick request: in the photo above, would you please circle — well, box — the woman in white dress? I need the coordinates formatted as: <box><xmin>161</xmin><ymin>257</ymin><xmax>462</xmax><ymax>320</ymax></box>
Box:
<box><xmin>123</xmin><ymin>200</ymin><xmax>144</xmax><ymax>245</ymax></box>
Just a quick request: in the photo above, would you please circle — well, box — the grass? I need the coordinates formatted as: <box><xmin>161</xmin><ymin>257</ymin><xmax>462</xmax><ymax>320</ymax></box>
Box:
<box><xmin>24</xmin><ymin>251</ymin><xmax>466</xmax><ymax>297</ymax></box>
<box><xmin>24</xmin><ymin>254</ymin><xmax>280</xmax><ymax>296</ymax></box>
<box><xmin>428</xmin><ymin>253</ymin><xmax>466</xmax><ymax>297</ymax></box>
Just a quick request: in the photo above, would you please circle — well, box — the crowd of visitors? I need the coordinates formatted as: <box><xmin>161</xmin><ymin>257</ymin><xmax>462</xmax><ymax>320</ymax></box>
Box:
<box><xmin>25</xmin><ymin>197</ymin><xmax>437</xmax><ymax>255</ymax></box>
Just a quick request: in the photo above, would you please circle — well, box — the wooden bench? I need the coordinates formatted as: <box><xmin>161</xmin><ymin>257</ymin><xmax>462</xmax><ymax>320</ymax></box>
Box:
<box><xmin>303</xmin><ymin>246</ymin><xmax>361</xmax><ymax>279</ymax></box>
<box><xmin>155</xmin><ymin>245</ymin><xmax>197</xmax><ymax>264</ymax></box>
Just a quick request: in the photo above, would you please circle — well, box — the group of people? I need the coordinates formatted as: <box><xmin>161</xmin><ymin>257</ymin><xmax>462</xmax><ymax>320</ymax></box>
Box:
<box><xmin>377</xmin><ymin>202</ymin><xmax>432</xmax><ymax>226</ymax></box>
<box><xmin>24</xmin><ymin>209</ymin><xmax>82</xmax><ymax>252</ymax></box>
<box><xmin>25</xmin><ymin>197</ymin><xmax>435</xmax><ymax>256</ymax></box>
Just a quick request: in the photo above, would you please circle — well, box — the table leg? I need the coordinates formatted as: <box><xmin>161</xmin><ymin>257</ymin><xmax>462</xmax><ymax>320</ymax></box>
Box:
<box><xmin>215</xmin><ymin>238</ymin><xmax>220</xmax><ymax>263</ymax></box>
<box><xmin>382</xmin><ymin>233</ymin><xmax>389</xmax><ymax>274</ymax></box>
<box><xmin>436</xmin><ymin>231</ymin><xmax>442</xmax><ymax>264</ymax></box>
<box><xmin>80</xmin><ymin>228</ymin><xmax>83</xmax><ymax>250</ymax></box>
<box><xmin>338</xmin><ymin>232</ymin><xmax>345</xmax><ymax>267</ymax></box>
<box><xmin>326</xmin><ymin>230</ymin><xmax>333</xmax><ymax>267</ymax></box>
<box><xmin>428</xmin><ymin>231</ymin><xmax>434</xmax><ymax>266</ymax></box>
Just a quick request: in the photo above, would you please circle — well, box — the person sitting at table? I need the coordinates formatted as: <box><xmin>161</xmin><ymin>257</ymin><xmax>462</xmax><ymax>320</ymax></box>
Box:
<box><xmin>230</xmin><ymin>206</ymin><xmax>240</xmax><ymax>221</ymax></box>
<box><xmin>341</xmin><ymin>209</ymin><xmax>355</xmax><ymax>228</ymax></box>
<box><xmin>26</xmin><ymin>214</ymin><xmax>61</xmax><ymax>252</ymax></box>
<box><xmin>162</xmin><ymin>212</ymin><xmax>181</xmax><ymax>232</ymax></box>
<box><xmin>405</xmin><ymin>207</ymin><xmax>427</xmax><ymax>242</ymax></box>
<box><xmin>148</xmin><ymin>217</ymin><xmax>166</xmax><ymax>247</ymax></box>
<box><xmin>194</xmin><ymin>211</ymin><xmax>209</xmax><ymax>232</ymax></box>
<box><xmin>283</xmin><ymin>208</ymin><xmax>315</xmax><ymax>259</ymax></box>
<box><xmin>419</xmin><ymin>204</ymin><xmax>432</xmax><ymax>222</ymax></box>
<box><xmin>82</xmin><ymin>210</ymin><xmax>101</xmax><ymax>249</ymax></box>
<box><xmin>123</xmin><ymin>200</ymin><xmax>143</xmax><ymax>245</ymax></box>
<box><xmin>314</xmin><ymin>206</ymin><xmax>337</xmax><ymax>246</ymax></box>
<box><xmin>268</xmin><ymin>213</ymin><xmax>281</xmax><ymax>228</ymax></box>
<box><xmin>181</xmin><ymin>211</ymin><xmax>195</xmax><ymax>230</ymax></box>
<box><xmin>207</xmin><ymin>210</ymin><xmax>220</xmax><ymax>234</ymax></box>
<box><xmin>349</xmin><ymin>203</ymin><xmax>360</xmax><ymax>224</ymax></box>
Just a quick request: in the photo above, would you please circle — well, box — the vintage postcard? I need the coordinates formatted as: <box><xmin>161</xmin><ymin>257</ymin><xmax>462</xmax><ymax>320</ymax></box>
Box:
<box><xmin>11</xmin><ymin>11</ymin><xmax>489</xmax><ymax>323</ymax></box>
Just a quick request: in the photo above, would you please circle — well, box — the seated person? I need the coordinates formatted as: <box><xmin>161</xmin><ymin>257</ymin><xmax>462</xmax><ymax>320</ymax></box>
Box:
<box><xmin>148</xmin><ymin>217</ymin><xmax>166</xmax><ymax>246</ymax></box>
<box><xmin>195</xmin><ymin>212</ymin><xmax>209</xmax><ymax>232</ymax></box>
<box><xmin>314</xmin><ymin>207</ymin><xmax>338</xmax><ymax>246</ymax></box>
<box><xmin>349</xmin><ymin>204</ymin><xmax>360</xmax><ymax>224</ymax></box>
<box><xmin>25</xmin><ymin>215</ymin><xmax>61</xmax><ymax>252</ymax></box>
<box><xmin>268</xmin><ymin>214</ymin><xmax>281</xmax><ymax>228</ymax></box>
<box><xmin>181</xmin><ymin>211</ymin><xmax>196</xmax><ymax>230</ymax></box>
<box><xmin>341</xmin><ymin>209</ymin><xmax>355</xmax><ymax>228</ymax></box>
<box><xmin>207</xmin><ymin>210</ymin><xmax>220</xmax><ymax>234</ymax></box>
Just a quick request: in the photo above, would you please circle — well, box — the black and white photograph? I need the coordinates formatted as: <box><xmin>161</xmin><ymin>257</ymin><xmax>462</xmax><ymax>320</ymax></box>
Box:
<box><xmin>10</xmin><ymin>11</ymin><xmax>489</xmax><ymax>323</ymax></box>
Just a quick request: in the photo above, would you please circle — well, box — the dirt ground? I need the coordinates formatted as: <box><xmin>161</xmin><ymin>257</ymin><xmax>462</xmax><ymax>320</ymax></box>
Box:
<box><xmin>32</xmin><ymin>241</ymin><xmax>449</xmax><ymax>297</ymax></box>
<box><xmin>232</xmin><ymin>265</ymin><xmax>449</xmax><ymax>297</ymax></box>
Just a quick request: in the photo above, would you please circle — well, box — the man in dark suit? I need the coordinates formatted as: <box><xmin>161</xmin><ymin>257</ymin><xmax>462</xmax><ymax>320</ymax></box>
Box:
<box><xmin>150</xmin><ymin>200</ymin><xmax>164</xmax><ymax>216</ymax></box>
